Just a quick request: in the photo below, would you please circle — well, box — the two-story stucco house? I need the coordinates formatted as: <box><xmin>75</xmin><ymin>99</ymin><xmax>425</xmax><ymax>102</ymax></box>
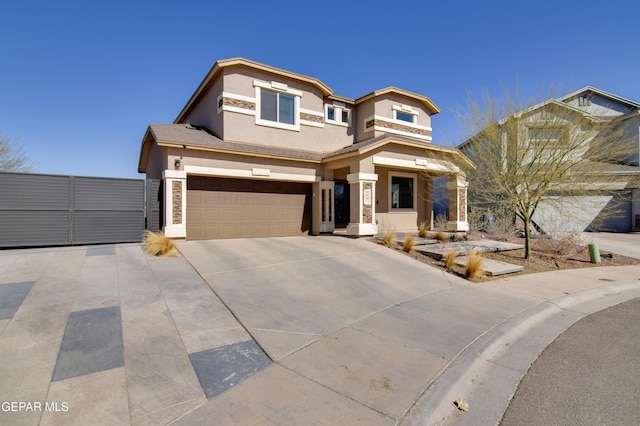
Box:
<box><xmin>138</xmin><ymin>58</ymin><xmax>473</xmax><ymax>240</ymax></box>
<box><xmin>459</xmin><ymin>86</ymin><xmax>640</xmax><ymax>233</ymax></box>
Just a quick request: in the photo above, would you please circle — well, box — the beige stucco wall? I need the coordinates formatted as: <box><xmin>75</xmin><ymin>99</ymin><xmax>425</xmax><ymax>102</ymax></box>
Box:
<box><xmin>183</xmin><ymin>76</ymin><xmax>224</xmax><ymax>137</ymax></box>
<box><xmin>373</xmin><ymin>94</ymin><xmax>433</xmax><ymax>128</ymax></box>
<box><xmin>145</xmin><ymin>144</ymin><xmax>168</xmax><ymax>179</ymax></box>
<box><xmin>219</xmin><ymin>66</ymin><xmax>353</xmax><ymax>152</ymax></box>
<box><xmin>355</xmin><ymin>93</ymin><xmax>434</xmax><ymax>143</ymax></box>
<box><xmin>167</xmin><ymin>147</ymin><xmax>323</xmax><ymax>179</ymax></box>
<box><xmin>356</xmin><ymin>98</ymin><xmax>376</xmax><ymax>142</ymax></box>
<box><xmin>374</xmin><ymin>165</ymin><xmax>431</xmax><ymax>232</ymax></box>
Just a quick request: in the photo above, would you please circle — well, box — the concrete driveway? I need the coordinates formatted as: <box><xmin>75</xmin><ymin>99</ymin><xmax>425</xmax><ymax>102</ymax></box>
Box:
<box><xmin>174</xmin><ymin>236</ymin><xmax>640</xmax><ymax>425</ymax></box>
<box><xmin>175</xmin><ymin>236</ymin><xmax>548</xmax><ymax>423</ymax></box>
<box><xmin>580</xmin><ymin>232</ymin><xmax>640</xmax><ymax>259</ymax></box>
<box><xmin>1</xmin><ymin>236</ymin><xmax>639</xmax><ymax>425</ymax></box>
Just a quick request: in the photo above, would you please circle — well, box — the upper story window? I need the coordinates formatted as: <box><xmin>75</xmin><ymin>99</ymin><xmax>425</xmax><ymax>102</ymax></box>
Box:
<box><xmin>392</xmin><ymin>104</ymin><xmax>418</xmax><ymax>125</ymax></box>
<box><xmin>578</xmin><ymin>95</ymin><xmax>591</xmax><ymax>107</ymax></box>
<box><xmin>529</xmin><ymin>127</ymin><xmax>562</xmax><ymax>141</ymax></box>
<box><xmin>261</xmin><ymin>90</ymin><xmax>295</xmax><ymax>124</ymax></box>
<box><xmin>326</xmin><ymin>104</ymin><xmax>350</xmax><ymax>126</ymax></box>
<box><xmin>254</xmin><ymin>80</ymin><xmax>302</xmax><ymax>131</ymax></box>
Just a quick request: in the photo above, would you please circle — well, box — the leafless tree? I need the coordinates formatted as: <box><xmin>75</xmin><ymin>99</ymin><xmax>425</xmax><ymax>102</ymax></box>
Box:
<box><xmin>0</xmin><ymin>130</ymin><xmax>34</xmax><ymax>172</ymax></box>
<box><xmin>458</xmin><ymin>86</ymin><xmax>638</xmax><ymax>259</ymax></box>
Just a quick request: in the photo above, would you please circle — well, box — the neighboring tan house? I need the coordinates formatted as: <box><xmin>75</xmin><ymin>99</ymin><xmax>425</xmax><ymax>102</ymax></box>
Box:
<box><xmin>138</xmin><ymin>58</ymin><xmax>473</xmax><ymax>240</ymax></box>
<box><xmin>459</xmin><ymin>86</ymin><xmax>640</xmax><ymax>233</ymax></box>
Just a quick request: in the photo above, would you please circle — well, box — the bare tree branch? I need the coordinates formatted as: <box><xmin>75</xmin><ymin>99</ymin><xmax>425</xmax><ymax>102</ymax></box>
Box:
<box><xmin>0</xmin><ymin>130</ymin><xmax>34</xmax><ymax>172</ymax></box>
<box><xmin>458</xmin><ymin>87</ymin><xmax>639</xmax><ymax>259</ymax></box>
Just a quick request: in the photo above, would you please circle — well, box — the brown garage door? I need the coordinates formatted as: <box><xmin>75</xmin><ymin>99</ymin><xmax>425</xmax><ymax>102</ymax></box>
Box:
<box><xmin>187</xmin><ymin>176</ymin><xmax>312</xmax><ymax>239</ymax></box>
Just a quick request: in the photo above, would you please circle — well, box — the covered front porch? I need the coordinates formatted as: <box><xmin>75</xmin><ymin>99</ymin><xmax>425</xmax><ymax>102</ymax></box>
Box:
<box><xmin>317</xmin><ymin>136</ymin><xmax>474</xmax><ymax>237</ymax></box>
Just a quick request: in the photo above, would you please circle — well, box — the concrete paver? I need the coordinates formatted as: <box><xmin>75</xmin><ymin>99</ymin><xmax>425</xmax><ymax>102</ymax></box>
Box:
<box><xmin>0</xmin><ymin>235</ymin><xmax>638</xmax><ymax>425</ymax></box>
<box><xmin>453</xmin><ymin>256</ymin><xmax>524</xmax><ymax>276</ymax></box>
<box><xmin>173</xmin><ymin>364</ymin><xmax>394</xmax><ymax>425</ymax></box>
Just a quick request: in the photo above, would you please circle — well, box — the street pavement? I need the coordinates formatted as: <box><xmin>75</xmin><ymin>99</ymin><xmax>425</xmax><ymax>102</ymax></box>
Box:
<box><xmin>501</xmin><ymin>296</ymin><xmax>640</xmax><ymax>426</ymax></box>
<box><xmin>0</xmin><ymin>235</ymin><xmax>638</xmax><ymax>425</ymax></box>
<box><xmin>500</xmin><ymin>232</ymin><xmax>640</xmax><ymax>426</ymax></box>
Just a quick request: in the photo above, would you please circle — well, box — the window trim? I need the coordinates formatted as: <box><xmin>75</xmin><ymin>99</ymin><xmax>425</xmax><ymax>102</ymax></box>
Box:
<box><xmin>389</xmin><ymin>171</ymin><xmax>417</xmax><ymax>212</ymax></box>
<box><xmin>528</xmin><ymin>126</ymin><xmax>564</xmax><ymax>142</ymax></box>
<box><xmin>325</xmin><ymin>103</ymin><xmax>350</xmax><ymax>127</ymax></box>
<box><xmin>392</xmin><ymin>104</ymin><xmax>418</xmax><ymax>125</ymax></box>
<box><xmin>254</xmin><ymin>80</ymin><xmax>302</xmax><ymax>131</ymax></box>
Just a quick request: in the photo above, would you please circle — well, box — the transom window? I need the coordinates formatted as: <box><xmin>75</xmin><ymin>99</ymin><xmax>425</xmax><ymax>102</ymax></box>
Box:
<box><xmin>392</xmin><ymin>104</ymin><xmax>418</xmax><ymax>125</ymax></box>
<box><xmin>261</xmin><ymin>90</ymin><xmax>295</xmax><ymax>125</ymax></box>
<box><xmin>394</xmin><ymin>111</ymin><xmax>415</xmax><ymax>123</ymax></box>
<box><xmin>390</xmin><ymin>174</ymin><xmax>416</xmax><ymax>209</ymax></box>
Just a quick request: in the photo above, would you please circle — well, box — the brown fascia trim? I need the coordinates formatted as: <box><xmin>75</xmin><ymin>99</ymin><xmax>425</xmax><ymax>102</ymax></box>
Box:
<box><xmin>355</xmin><ymin>87</ymin><xmax>441</xmax><ymax>115</ymax></box>
<box><xmin>327</xmin><ymin>94</ymin><xmax>355</xmax><ymax>105</ymax></box>
<box><xmin>175</xmin><ymin>58</ymin><xmax>334</xmax><ymax>124</ymax></box>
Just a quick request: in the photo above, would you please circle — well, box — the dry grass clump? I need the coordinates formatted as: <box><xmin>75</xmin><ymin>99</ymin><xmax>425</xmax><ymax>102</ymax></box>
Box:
<box><xmin>434</xmin><ymin>231</ymin><xmax>448</xmax><ymax>242</ymax></box>
<box><xmin>403</xmin><ymin>234</ymin><xmax>415</xmax><ymax>253</ymax></box>
<box><xmin>418</xmin><ymin>222</ymin><xmax>428</xmax><ymax>238</ymax></box>
<box><xmin>143</xmin><ymin>231</ymin><xmax>176</xmax><ymax>257</ymax></box>
<box><xmin>464</xmin><ymin>249</ymin><xmax>484</xmax><ymax>279</ymax></box>
<box><xmin>382</xmin><ymin>230</ymin><xmax>395</xmax><ymax>246</ymax></box>
<box><xmin>444</xmin><ymin>249</ymin><xmax>457</xmax><ymax>269</ymax></box>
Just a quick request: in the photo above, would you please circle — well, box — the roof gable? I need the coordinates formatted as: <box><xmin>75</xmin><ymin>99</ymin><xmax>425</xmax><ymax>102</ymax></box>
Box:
<box><xmin>175</xmin><ymin>58</ymin><xmax>334</xmax><ymax>123</ymax></box>
<box><xmin>560</xmin><ymin>86</ymin><xmax>640</xmax><ymax>110</ymax></box>
<box><xmin>355</xmin><ymin>87</ymin><xmax>440</xmax><ymax>115</ymax></box>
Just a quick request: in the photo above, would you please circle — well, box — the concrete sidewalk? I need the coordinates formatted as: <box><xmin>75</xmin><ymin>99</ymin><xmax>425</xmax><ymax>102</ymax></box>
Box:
<box><xmin>0</xmin><ymin>237</ymin><xmax>639</xmax><ymax>425</ymax></box>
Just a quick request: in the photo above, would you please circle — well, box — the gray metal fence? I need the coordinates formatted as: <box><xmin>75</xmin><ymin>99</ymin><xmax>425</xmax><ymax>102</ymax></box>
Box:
<box><xmin>0</xmin><ymin>173</ymin><xmax>146</xmax><ymax>248</ymax></box>
<box><xmin>146</xmin><ymin>179</ymin><xmax>162</xmax><ymax>232</ymax></box>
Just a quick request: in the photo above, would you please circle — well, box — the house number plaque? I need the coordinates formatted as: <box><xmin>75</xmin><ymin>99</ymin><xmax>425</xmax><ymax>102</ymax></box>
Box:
<box><xmin>363</xmin><ymin>188</ymin><xmax>372</xmax><ymax>206</ymax></box>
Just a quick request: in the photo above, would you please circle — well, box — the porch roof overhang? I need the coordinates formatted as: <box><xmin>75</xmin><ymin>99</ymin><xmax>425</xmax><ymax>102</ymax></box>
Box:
<box><xmin>322</xmin><ymin>134</ymin><xmax>476</xmax><ymax>172</ymax></box>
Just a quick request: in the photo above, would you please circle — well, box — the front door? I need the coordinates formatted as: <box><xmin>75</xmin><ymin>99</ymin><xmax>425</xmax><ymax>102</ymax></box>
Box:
<box><xmin>334</xmin><ymin>180</ymin><xmax>350</xmax><ymax>228</ymax></box>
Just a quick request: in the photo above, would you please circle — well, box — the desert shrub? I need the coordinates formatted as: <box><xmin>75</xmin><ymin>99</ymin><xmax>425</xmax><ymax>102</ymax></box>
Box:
<box><xmin>433</xmin><ymin>231</ymin><xmax>448</xmax><ymax>242</ymax></box>
<box><xmin>382</xmin><ymin>230</ymin><xmax>395</xmax><ymax>246</ymax></box>
<box><xmin>464</xmin><ymin>249</ymin><xmax>484</xmax><ymax>279</ymax></box>
<box><xmin>143</xmin><ymin>231</ymin><xmax>175</xmax><ymax>257</ymax></box>
<box><xmin>444</xmin><ymin>249</ymin><xmax>457</xmax><ymax>269</ymax></box>
<box><xmin>418</xmin><ymin>221</ymin><xmax>428</xmax><ymax>238</ymax></box>
<box><xmin>403</xmin><ymin>234</ymin><xmax>415</xmax><ymax>252</ymax></box>
<box><xmin>533</xmin><ymin>232</ymin><xmax>586</xmax><ymax>257</ymax></box>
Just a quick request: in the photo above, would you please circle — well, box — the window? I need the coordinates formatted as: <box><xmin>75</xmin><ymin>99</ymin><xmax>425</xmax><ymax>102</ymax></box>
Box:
<box><xmin>254</xmin><ymin>80</ymin><xmax>302</xmax><ymax>130</ymax></box>
<box><xmin>392</xmin><ymin>104</ymin><xmax>418</xmax><ymax>124</ymax></box>
<box><xmin>261</xmin><ymin>90</ymin><xmax>295</xmax><ymax>125</ymax></box>
<box><xmin>529</xmin><ymin>127</ymin><xmax>562</xmax><ymax>141</ymax></box>
<box><xmin>578</xmin><ymin>96</ymin><xmax>591</xmax><ymax>107</ymax></box>
<box><xmin>391</xmin><ymin>175</ymin><xmax>415</xmax><ymax>209</ymax></box>
<box><xmin>394</xmin><ymin>111</ymin><xmax>415</xmax><ymax>123</ymax></box>
<box><xmin>326</xmin><ymin>104</ymin><xmax>350</xmax><ymax>125</ymax></box>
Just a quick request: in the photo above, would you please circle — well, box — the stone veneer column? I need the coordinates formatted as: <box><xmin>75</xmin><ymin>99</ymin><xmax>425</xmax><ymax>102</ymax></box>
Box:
<box><xmin>346</xmin><ymin>173</ymin><xmax>378</xmax><ymax>236</ymax></box>
<box><xmin>446</xmin><ymin>174</ymin><xmax>469</xmax><ymax>232</ymax></box>
<box><xmin>162</xmin><ymin>170</ymin><xmax>187</xmax><ymax>238</ymax></box>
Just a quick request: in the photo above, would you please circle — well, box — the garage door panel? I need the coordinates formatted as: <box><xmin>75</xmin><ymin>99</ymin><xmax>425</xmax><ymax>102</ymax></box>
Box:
<box><xmin>187</xmin><ymin>177</ymin><xmax>311</xmax><ymax>240</ymax></box>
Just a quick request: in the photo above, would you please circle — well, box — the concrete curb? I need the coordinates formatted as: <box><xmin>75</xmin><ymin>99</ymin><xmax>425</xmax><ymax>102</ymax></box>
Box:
<box><xmin>399</xmin><ymin>280</ymin><xmax>640</xmax><ymax>426</ymax></box>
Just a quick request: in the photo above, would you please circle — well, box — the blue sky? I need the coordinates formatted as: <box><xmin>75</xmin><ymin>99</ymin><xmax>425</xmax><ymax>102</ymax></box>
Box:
<box><xmin>1</xmin><ymin>0</ymin><xmax>637</xmax><ymax>179</ymax></box>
